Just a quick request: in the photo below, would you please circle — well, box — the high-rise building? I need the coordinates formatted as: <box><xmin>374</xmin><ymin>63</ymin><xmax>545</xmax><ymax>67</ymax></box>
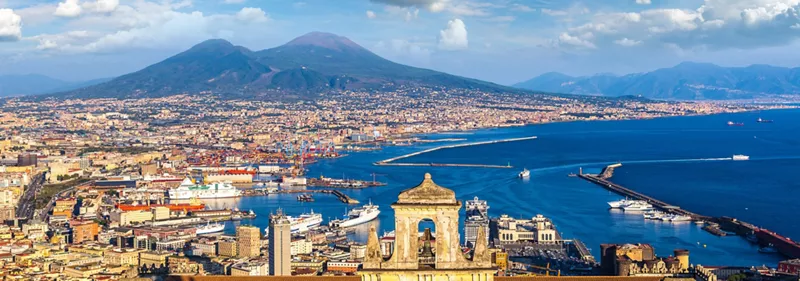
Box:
<box><xmin>236</xmin><ymin>226</ymin><xmax>261</xmax><ymax>258</ymax></box>
<box><xmin>464</xmin><ymin>196</ymin><xmax>490</xmax><ymax>247</ymax></box>
<box><xmin>268</xmin><ymin>209</ymin><xmax>291</xmax><ymax>276</ymax></box>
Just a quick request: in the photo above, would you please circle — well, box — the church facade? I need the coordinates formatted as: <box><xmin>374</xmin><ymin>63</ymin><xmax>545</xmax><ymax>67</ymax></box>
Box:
<box><xmin>359</xmin><ymin>173</ymin><xmax>496</xmax><ymax>281</ymax></box>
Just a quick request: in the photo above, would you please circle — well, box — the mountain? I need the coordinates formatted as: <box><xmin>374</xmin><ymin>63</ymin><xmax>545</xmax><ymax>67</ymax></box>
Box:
<box><xmin>514</xmin><ymin>62</ymin><xmax>800</xmax><ymax>100</ymax></box>
<box><xmin>0</xmin><ymin>74</ymin><xmax>112</xmax><ymax>97</ymax></box>
<box><xmin>56</xmin><ymin>32</ymin><xmax>517</xmax><ymax>99</ymax></box>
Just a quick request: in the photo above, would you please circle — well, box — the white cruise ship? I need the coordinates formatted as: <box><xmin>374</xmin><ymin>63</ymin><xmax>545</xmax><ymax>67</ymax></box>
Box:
<box><xmin>168</xmin><ymin>178</ymin><xmax>242</xmax><ymax>200</ymax></box>
<box><xmin>329</xmin><ymin>202</ymin><xmax>380</xmax><ymax>228</ymax></box>
<box><xmin>288</xmin><ymin>211</ymin><xmax>323</xmax><ymax>233</ymax></box>
<box><xmin>195</xmin><ymin>223</ymin><xmax>225</xmax><ymax>234</ymax></box>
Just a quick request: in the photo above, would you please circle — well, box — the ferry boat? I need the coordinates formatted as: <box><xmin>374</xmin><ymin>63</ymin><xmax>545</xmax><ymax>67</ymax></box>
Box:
<box><xmin>288</xmin><ymin>211</ymin><xmax>323</xmax><ymax>233</ymax></box>
<box><xmin>195</xmin><ymin>223</ymin><xmax>225</xmax><ymax>235</ymax></box>
<box><xmin>732</xmin><ymin>155</ymin><xmax>750</xmax><ymax>161</ymax></box>
<box><xmin>168</xmin><ymin>178</ymin><xmax>242</xmax><ymax>200</ymax></box>
<box><xmin>622</xmin><ymin>201</ymin><xmax>654</xmax><ymax>211</ymax></box>
<box><xmin>608</xmin><ymin>198</ymin><xmax>632</xmax><ymax>209</ymax></box>
<box><xmin>519</xmin><ymin>169</ymin><xmax>530</xmax><ymax>179</ymax></box>
<box><xmin>329</xmin><ymin>201</ymin><xmax>380</xmax><ymax>228</ymax></box>
<box><xmin>727</xmin><ymin>121</ymin><xmax>744</xmax><ymax>126</ymax></box>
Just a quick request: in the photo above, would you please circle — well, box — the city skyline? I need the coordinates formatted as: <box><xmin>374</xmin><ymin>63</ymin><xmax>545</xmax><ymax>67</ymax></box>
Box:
<box><xmin>1</xmin><ymin>0</ymin><xmax>800</xmax><ymax>84</ymax></box>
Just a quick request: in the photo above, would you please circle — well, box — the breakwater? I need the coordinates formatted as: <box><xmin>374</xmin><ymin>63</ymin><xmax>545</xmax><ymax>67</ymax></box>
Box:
<box><xmin>580</xmin><ymin>164</ymin><xmax>800</xmax><ymax>259</ymax></box>
<box><xmin>375</xmin><ymin>136</ymin><xmax>537</xmax><ymax>168</ymax></box>
<box><xmin>278</xmin><ymin>189</ymin><xmax>359</xmax><ymax>204</ymax></box>
<box><xmin>578</xmin><ymin>168</ymin><xmax>710</xmax><ymax>221</ymax></box>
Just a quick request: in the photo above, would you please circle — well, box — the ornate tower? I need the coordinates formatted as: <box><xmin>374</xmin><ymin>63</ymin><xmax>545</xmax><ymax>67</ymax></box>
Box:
<box><xmin>360</xmin><ymin>173</ymin><xmax>496</xmax><ymax>281</ymax></box>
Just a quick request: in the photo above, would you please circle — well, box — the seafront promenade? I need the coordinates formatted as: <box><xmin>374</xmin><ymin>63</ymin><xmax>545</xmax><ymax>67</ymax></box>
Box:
<box><xmin>374</xmin><ymin>136</ymin><xmax>537</xmax><ymax>168</ymax></box>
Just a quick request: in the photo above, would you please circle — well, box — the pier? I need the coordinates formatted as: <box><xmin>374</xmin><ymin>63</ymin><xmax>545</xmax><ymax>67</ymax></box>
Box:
<box><xmin>579</xmin><ymin>164</ymin><xmax>800</xmax><ymax>259</ymax></box>
<box><xmin>375</xmin><ymin>136</ymin><xmax>537</xmax><ymax>168</ymax></box>
<box><xmin>578</xmin><ymin>165</ymin><xmax>710</xmax><ymax>221</ymax></box>
<box><xmin>278</xmin><ymin>189</ymin><xmax>360</xmax><ymax>205</ymax></box>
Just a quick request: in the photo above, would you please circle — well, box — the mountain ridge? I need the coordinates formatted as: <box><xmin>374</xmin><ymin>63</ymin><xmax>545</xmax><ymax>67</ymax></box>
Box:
<box><xmin>52</xmin><ymin>32</ymin><xmax>521</xmax><ymax>99</ymax></box>
<box><xmin>514</xmin><ymin>62</ymin><xmax>800</xmax><ymax>100</ymax></box>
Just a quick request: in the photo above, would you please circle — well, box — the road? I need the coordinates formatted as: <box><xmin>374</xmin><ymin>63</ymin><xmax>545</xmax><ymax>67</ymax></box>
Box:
<box><xmin>16</xmin><ymin>173</ymin><xmax>45</xmax><ymax>219</ymax></box>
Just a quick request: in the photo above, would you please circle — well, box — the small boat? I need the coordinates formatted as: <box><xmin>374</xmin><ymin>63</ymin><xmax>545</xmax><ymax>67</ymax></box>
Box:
<box><xmin>732</xmin><ymin>155</ymin><xmax>750</xmax><ymax>161</ymax></box>
<box><xmin>519</xmin><ymin>169</ymin><xmax>530</xmax><ymax>179</ymax></box>
<box><xmin>757</xmin><ymin>118</ymin><xmax>773</xmax><ymax>123</ymax></box>
<box><xmin>727</xmin><ymin>121</ymin><xmax>744</xmax><ymax>126</ymax></box>
<box><xmin>759</xmin><ymin>244</ymin><xmax>778</xmax><ymax>254</ymax></box>
<box><xmin>667</xmin><ymin>215</ymin><xmax>692</xmax><ymax>222</ymax></box>
<box><xmin>643</xmin><ymin>211</ymin><xmax>665</xmax><ymax>220</ymax></box>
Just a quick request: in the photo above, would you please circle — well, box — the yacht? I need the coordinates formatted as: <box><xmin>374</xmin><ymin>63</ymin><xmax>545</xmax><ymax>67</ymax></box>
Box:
<box><xmin>519</xmin><ymin>169</ymin><xmax>530</xmax><ymax>179</ymax></box>
<box><xmin>608</xmin><ymin>198</ymin><xmax>632</xmax><ymax>209</ymax></box>
<box><xmin>662</xmin><ymin>214</ymin><xmax>692</xmax><ymax>222</ymax></box>
<box><xmin>623</xmin><ymin>201</ymin><xmax>654</xmax><ymax>211</ymax></box>
<box><xmin>643</xmin><ymin>211</ymin><xmax>665</xmax><ymax>220</ymax></box>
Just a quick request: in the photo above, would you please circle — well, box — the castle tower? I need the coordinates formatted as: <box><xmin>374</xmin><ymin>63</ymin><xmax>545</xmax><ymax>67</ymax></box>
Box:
<box><xmin>360</xmin><ymin>173</ymin><xmax>495</xmax><ymax>281</ymax></box>
<box><xmin>674</xmin><ymin>249</ymin><xmax>689</xmax><ymax>271</ymax></box>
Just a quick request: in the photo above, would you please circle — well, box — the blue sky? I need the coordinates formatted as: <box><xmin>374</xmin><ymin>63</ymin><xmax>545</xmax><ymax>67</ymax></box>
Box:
<box><xmin>1</xmin><ymin>0</ymin><xmax>800</xmax><ymax>84</ymax></box>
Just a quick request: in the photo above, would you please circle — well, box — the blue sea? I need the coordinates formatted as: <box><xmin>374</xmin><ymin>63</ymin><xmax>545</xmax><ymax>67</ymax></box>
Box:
<box><xmin>208</xmin><ymin>109</ymin><xmax>800</xmax><ymax>267</ymax></box>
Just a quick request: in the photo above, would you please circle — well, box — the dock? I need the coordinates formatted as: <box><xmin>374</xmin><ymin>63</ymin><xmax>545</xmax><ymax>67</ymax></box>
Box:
<box><xmin>375</xmin><ymin>136</ymin><xmax>537</xmax><ymax>169</ymax></box>
<box><xmin>278</xmin><ymin>189</ymin><xmax>359</xmax><ymax>205</ymax></box>
<box><xmin>578</xmin><ymin>164</ymin><xmax>710</xmax><ymax>221</ymax></box>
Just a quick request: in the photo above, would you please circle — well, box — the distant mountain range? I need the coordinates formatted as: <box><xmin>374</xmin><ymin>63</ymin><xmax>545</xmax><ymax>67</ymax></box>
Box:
<box><xmin>50</xmin><ymin>32</ymin><xmax>517</xmax><ymax>99</ymax></box>
<box><xmin>0</xmin><ymin>74</ymin><xmax>111</xmax><ymax>97</ymax></box>
<box><xmin>514</xmin><ymin>62</ymin><xmax>800</xmax><ymax>100</ymax></box>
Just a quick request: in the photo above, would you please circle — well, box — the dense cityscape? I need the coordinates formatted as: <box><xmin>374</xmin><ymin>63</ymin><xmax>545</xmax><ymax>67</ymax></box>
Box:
<box><xmin>0</xmin><ymin>87</ymin><xmax>798</xmax><ymax>281</ymax></box>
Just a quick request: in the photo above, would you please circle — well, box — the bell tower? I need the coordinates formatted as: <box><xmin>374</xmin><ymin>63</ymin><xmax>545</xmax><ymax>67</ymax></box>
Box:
<box><xmin>360</xmin><ymin>173</ymin><xmax>495</xmax><ymax>281</ymax></box>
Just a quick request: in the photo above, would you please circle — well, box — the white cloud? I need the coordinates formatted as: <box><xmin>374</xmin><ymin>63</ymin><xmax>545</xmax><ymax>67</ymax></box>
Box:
<box><xmin>541</xmin><ymin>8</ymin><xmax>568</xmax><ymax>17</ymax></box>
<box><xmin>614</xmin><ymin>38</ymin><xmax>642</xmax><ymax>46</ymax></box>
<box><xmin>374</xmin><ymin>39</ymin><xmax>431</xmax><ymax>64</ymax></box>
<box><xmin>235</xmin><ymin>7</ymin><xmax>268</xmax><ymax>23</ymax></box>
<box><xmin>556</xmin><ymin>0</ymin><xmax>800</xmax><ymax>51</ymax></box>
<box><xmin>0</xmin><ymin>8</ymin><xmax>22</xmax><ymax>42</ymax></box>
<box><xmin>223</xmin><ymin>0</ymin><xmax>246</xmax><ymax>3</ymax></box>
<box><xmin>82</xmin><ymin>0</ymin><xmax>119</xmax><ymax>13</ymax></box>
<box><xmin>558</xmin><ymin>32</ymin><xmax>595</xmax><ymax>48</ymax></box>
<box><xmin>438</xmin><ymin>18</ymin><xmax>468</xmax><ymax>50</ymax></box>
<box><xmin>511</xmin><ymin>4</ymin><xmax>535</xmax><ymax>12</ymax></box>
<box><xmin>792</xmin><ymin>23</ymin><xmax>800</xmax><ymax>29</ymax></box>
<box><xmin>370</xmin><ymin>0</ymin><xmax>448</xmax><ymax>12</ymax></box>
<box><xmin>366</xmin><ymin>10</ymin><xmax>377</xmax><ymax>19</ymax></box>
<box><xmin>54</xmin><ymin>0</ymin><xmax>83</xmax><ymax>18</ymax></box>
<box><xmin>636</xmin><ymin>0</ymin><xmax>651</xmax><ymax>4</ymax></box>
<box><xmin>30</xmin><ymin>1</ymin><xmax>268</xmax><ymax>55</ymax></box>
